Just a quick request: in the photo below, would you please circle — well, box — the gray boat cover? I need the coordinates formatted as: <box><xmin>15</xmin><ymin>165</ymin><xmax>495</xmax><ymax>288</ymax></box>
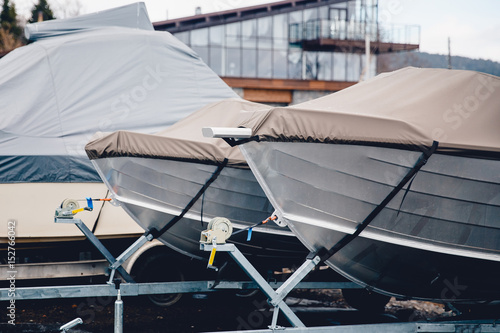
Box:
<box><xmin>24</xmin><ymin>2</ymin><xmax>154</xmax><ymax>41</ymax></box>
<box><xmin>85</xmin><ymin>99</ymin><xmax>270</xmax><ymax>168</ymax></box>
<box><xmin>239</xmin><ymin>67</ymin><xmax>500</xmax><ymax>157</ymax></box>
<box><xmin>0</xmin><ymin>3</ymin><xmax>238</xmax><ymax>183</ymax></box>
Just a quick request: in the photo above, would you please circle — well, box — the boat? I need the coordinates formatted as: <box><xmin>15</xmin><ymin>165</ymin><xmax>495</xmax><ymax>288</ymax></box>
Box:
<box><xmin>85</xmin><ymin>98</ymin><xmax>308</xmax><ymax>271</ymax></box>
<box><xmin>212</xmin><ymin>67</ymin><xmax>500</xmax><ymax>303</ymax></box>
<box><xmin>0</xmin><ymin>3</ymin><xmax>237</xmax><ymax>275</ymax></box>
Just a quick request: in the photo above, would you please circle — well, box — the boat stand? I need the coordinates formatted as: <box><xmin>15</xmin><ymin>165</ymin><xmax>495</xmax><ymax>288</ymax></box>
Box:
<box><xmin>1</xmin><ymin>212</ymin><xmax>359</xmax><ymax>332</ymax></box>
<box><xmin>55</xmin><ymin>217</ymin><xmax>151</xmax><ymax>284</ymax></box>
<box><xmin>199</xmin><ymin>231</ymin><xmax>500</xmax><ymax>333</ymax></box>
<box><xmin>4</xmin><ymin>212</ymin><xmax>498</xmax><ymax>332</ymax></box>
<box><xmin>201</xmin><ymin>243</ymin><xmax>320</xmax><ymax>330</ymax></box>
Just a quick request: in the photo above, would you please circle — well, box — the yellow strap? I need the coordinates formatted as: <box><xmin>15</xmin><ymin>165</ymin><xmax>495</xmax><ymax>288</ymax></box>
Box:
<box><xmin>71</xmin><ymin>208</ymin><xmax>85</xmax><ymax>214</ymax></box>
<box><xmin>208</xmin><ymin>247</ymin><xmax>217</xmax><ymax>266</ymax></box>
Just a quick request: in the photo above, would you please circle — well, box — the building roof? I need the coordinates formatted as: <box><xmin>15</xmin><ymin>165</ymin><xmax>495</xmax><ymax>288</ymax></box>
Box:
<box><xmin>154</xmin><ymin>0</ymin><xmax>347</xmax><ymax>32</ymax></box>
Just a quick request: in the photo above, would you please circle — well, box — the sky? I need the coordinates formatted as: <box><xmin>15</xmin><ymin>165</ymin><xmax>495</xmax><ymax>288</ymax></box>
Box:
<box><xmin>12</xmin><ymin>0</ymin><xmax>500</xmax><ymax>62</ymax></box>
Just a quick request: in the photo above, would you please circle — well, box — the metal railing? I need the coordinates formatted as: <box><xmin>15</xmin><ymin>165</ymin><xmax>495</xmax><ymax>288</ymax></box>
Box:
<box><xmin>290</xmin><ymin>19</ymin><xmax>420</xmax><ymax>46</ymax></box>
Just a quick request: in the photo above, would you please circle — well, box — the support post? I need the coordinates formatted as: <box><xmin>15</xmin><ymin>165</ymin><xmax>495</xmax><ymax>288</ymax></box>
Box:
<box><xmin>201</xmin><ymin>243</ymin><xmax>323</xmax><ymax>329</ymax></box>
<box><xmin>114</xmin><ymin>279</ymin><xmax>123</xmax><ymax>333</ymax></box>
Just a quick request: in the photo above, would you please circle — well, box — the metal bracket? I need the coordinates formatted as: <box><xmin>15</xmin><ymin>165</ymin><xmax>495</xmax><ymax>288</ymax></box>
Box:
<box><xmin>109</xmin><ymin>233</ymin><xmax>153</xmax><ymax>271</ymax></box>
<box><xmin>55</xmin><ymin>217</ymin><xmax>135</xmax><ymax>283</ymax></box>
<box><xmin>201</xmin><ymin>243</ymin><xmax>322</xmax><ymax>329</ymax></box>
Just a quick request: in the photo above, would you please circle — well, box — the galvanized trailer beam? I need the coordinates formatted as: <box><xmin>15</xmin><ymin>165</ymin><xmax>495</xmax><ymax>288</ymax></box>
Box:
<box><xmin>0</xmin><ymin>280</ymin><xmax>359</xmax><ymax>301</ymax></box>
<box><xmin>206</xmin><ymin>321</ymin><xmax>500</xmax><ymax>333</ymax></box>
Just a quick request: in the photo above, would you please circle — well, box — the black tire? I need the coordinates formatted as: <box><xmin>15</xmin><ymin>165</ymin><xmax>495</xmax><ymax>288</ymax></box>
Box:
<box><xmin>134</xmin><ymin>252</ymin><xmax>185</xmax><ymax>307</ymax></box>
<box><xmin>342</xmin><ymin>288</ymin><xmax>391</xmax><ymax>313</ymax></box>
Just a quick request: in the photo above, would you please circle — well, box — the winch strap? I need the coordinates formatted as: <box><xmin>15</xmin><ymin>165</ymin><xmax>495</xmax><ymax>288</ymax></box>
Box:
<box><xmin>320</xmin><ymin>141</ymin><xmax>439</xmax><ymax>262</ymax></box>
<box><xmin>91</xmin><ymin>190</ymin><xmax>110</xmax><ymax>233</ymax></box>
<box><xmin>150</xmin><ymin>158</ymin><xmax>228</xmax><ymax>239</ymax></box>
<box><xmin>232</xmin><ymin>215</ymin><xmax>275</xmax><ymax>237</ymax></box>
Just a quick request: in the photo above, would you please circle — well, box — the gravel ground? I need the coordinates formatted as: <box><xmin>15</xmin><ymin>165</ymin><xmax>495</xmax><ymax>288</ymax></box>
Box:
<box><xmin>1</xmin><ymin>289</ymin><xmax>466</xmax><ymax>333</ymax></box>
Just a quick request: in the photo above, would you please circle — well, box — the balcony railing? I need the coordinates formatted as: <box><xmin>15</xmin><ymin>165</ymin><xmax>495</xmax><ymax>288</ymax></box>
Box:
<box><xmin>290</xmin><ymin>19</ymin><xmax>420</xmax><ymax>47</ymax></box>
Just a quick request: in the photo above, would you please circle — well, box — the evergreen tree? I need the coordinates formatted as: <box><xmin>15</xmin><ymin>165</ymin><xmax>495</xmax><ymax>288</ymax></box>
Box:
<box><xmin>0</xmin><ymin>0</ymin><xmax>22</xmax><ymax>38</ymax></box>
<box><xmin>28</xmin><ymin>0</ymin><xmax>55</xmax><ymax>23</ymax></box>
<box><xmin>0</xmin><ymin>0</ymin><xmax>24</xmax><ymax>53</ymax></box>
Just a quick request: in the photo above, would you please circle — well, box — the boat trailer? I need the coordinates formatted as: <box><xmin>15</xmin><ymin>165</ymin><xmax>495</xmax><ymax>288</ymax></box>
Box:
<box><xmin>2</xmin><ymin>203</ymin><xmax>498</xmax><ymax>332</ymax></box>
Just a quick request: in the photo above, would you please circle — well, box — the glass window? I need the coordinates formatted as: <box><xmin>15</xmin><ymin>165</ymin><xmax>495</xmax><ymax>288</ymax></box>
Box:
<box><xmin>318</xmin><ymin>5</ymin><xmax>329</xmax><ymax>19</ymax></box>
<box><xmin>210</xmin><ymin>46</ymin><xmax>224</xmax><ymax>76</ymax></box>
<box><xmin>273</xmin><ymin>50</ymin><xmax>287</xmax><ymax>78</ymax></box>
<box><xmin>273</xmin><ymin>14</ymin><xmax>288</xmax><ymax>49</ymax></box>
<box><xmin>330</xmin><ymin>8</ymin><xmax>347</xmax><ymax>20</ymax></box>
<box><xmin>289</xmin><ymin>10</ymin><xmax>302</xmax><ymax>24</ymax></box>
<box><xmin>209</xmin><ymin>26</ymin><xmax>224</xmax><ymax>46</ymax></box>
<box><xmin>258</xmin><ymin>49</ymin><xmax>272</xmax><ymax>78</ymax></box>
<box><xmin>317</xmin><ymin>52</ymin><xmax>332</xmax><ymax>81</ymax></box>
<box><xmin>304</xmin><ymin>8</ymin><xmax>318</xmax><ymax>21</ymax></box>
<box><xmin>360</xmin><ymin>54</ymin><xmax>377</xmax><ymax>79</ymax></box>
<box><xmin>288</xmin><ymin>49</ymin><xmax>302</xmax><ymax>79</ymax></box>
<box><xmin>330</xmin><ymin>9</ymin><xmax>347</xmax><ymax>39</ymax></box>
<box><xmin>226</xmin><ymin>22</ymin><xmax>241</xmax><ymax>48</ymax></box>
<box><xmin>258</xmin><ymin>16</ymin><xmax>272</xmax><ymax>49</ymax></box>
<box><xmin>174</xmin><ymin>31</ymin><xmax>189</xmax><ymax>45</ymax></box>
<box><xmin>330</xmin><ymin>2</ymin><xmax>348</xmax><ymax>10</ymax></box>
<box><xmin>348</xmin><ymin>1</ymin><xmax>357</xmax><ymax>21</ymax></box>
<box><xmin>304</xmin><ymin>9</ymin><xmax>319</xmax><ymax>40</ymax></box>
<box><xmin>289</xmin><ymin>11</ymin><xmax>302</xmax><ymax>42</ymax></box>
<box><xmin>333</xmin><ymin>52</ymin><xmax>346</xmax><ymax>81</ymax></box>
<box><xmin>370</xmin><ymin>54</ymin><xmax>377</xmax><ymax>78</ymax></box>
<box><xmin>242</xmin><ymin>49</ymin><xmax>257</xmax><ymax>77</ymax></box>
<box><xmin>242</xmin><ymin>19</ymin><xmax>257</xmax><ymax>48</ymax></box>
<box><xmin>226</xmin><ymin>47</ymin><xmax>241</xmax><ymax>77</ymax></box>
<box><xmin>346</xmin><ymin>53</ymin><xmax>361</xmax><ymax>81</ymax></box>
<box><xmin>191</xmin><ymin>28</ymin><xmax>208</xmax><ymax>46</ymax></box>
<box><xmin>305</xmin><ymin>52</ymin><xmax>318</xmax><ymax>80</ymax></box>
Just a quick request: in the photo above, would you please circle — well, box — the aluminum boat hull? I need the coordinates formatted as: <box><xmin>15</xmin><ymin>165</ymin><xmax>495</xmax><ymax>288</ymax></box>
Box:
<box><xmin>92</xmin><ymin>157</ymin><xmax>307</xmax><ymax>269</ymax></box>
<box><xmin>241</xmin><ymin>141</ymin><xmax>500</xmax><ymax>302</ymax></box>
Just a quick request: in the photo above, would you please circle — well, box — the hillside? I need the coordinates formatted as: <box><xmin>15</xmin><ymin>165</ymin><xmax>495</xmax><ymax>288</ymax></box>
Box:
<box><xmin>378</xmin><ymin>51</ymin><xmax>500</xmax><ymax>76</ymax></box>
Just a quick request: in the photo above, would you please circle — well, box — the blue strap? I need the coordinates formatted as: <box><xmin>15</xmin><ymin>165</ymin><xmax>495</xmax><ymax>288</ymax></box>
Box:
<box><xmin>86</xmin><ymin>197</ymin><xmax>93</xmax><ymax>210</ymax></box>
<box><xmin>247</xmin><ymin>228</ymin><xmax>253</xmax><ymax>241</ymax></box>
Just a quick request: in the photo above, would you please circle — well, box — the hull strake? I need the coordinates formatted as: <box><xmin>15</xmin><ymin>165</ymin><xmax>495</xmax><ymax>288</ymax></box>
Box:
<box><xmin>241</xmin><ymin>141</ymin><xmax>500</xmax><ymax>301</ymax></box>
<box><xmin>91</xmin><ymin>157</ymin><xmax>307</xmax><ymax>268</ymax></box>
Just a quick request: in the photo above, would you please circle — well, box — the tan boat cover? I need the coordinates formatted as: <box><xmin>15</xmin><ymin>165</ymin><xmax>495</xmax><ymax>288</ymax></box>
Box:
<box><xmin>85</xmin><ymin>99</ymin><xmax>270</xmax><ymax>168</ymax></box>
<box><xmin>86</xmin><ymin>67</ymin><xmax>500</xmax><ymax>165</ymax></box>
<box><xmin>240</xmin><ymin>67</ymin><xmax>500</xmax><ymax>156</ymax></box>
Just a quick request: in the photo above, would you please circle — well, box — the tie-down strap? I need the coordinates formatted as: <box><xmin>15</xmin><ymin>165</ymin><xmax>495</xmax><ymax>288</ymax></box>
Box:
<box><xmin>318</xmin><ymin>141</ymin><xmax>439</xmax><ymax>262</ymax></box>
<box><xmin>149</xmin><ymin>158</ymin><xmax>229</xmax><ymax>239</ymax></box>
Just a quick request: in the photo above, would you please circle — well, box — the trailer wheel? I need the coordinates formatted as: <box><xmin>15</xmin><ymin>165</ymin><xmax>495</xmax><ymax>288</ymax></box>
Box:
<box><xmin>134</xmin><ymin>252</ymin><xmax>185</xmax><ymax>307</ymax></box>
<box><xmin>342</xmin><ymin>288</ymin><xmax>391</xmax><ymax>313</ymax></box>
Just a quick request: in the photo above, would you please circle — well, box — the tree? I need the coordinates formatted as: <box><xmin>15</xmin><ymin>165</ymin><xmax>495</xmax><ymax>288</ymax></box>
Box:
<box><xmin>1</xmin><ymin>0</ymin><xmax>22</xmax><ymax>38</ymax></box>
<box><xmin>28</xmin><ymin>0</ymin><xmax>55</xmax><ymax>23</ymax></box>
<box><xmin>0</xmin><ymin>26</ymin><xmax>22</xmax><ymax>54</ymax></box>
<box><xmin>0</xmin><ymin>0</ymin><xmax>24</xmax><ymax>54</ymax></box>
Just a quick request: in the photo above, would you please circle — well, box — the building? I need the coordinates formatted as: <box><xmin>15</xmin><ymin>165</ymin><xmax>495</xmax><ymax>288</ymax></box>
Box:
<box><xmin>154</xmin><ymin>0</ymin><xmax>419</xmax><ymax>105</ymax></box>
